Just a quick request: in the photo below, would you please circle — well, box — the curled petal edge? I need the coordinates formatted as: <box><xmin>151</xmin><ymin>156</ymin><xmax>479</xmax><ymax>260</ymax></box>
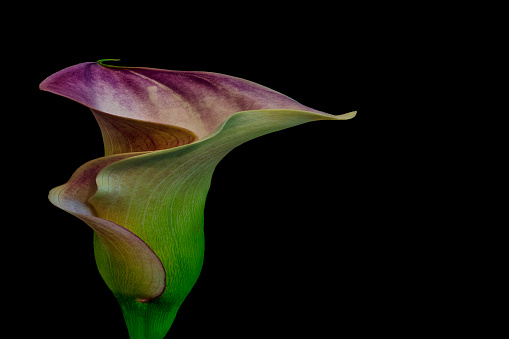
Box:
<box><xmin>88</xmin><ymin>108</ymin><xmax>357</xmax><ymax>275</ymax></box>
<box><xmin>48</xmin><ymin>154</ymin><xmax>166</xmax><ymax>302</ymax></box>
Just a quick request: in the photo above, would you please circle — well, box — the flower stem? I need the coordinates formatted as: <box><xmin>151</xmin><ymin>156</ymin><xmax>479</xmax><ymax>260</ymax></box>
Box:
<box><xmin>116</xmin><ymin>295</ymin><xmax>180</xmax><ymax>339</ymax></box>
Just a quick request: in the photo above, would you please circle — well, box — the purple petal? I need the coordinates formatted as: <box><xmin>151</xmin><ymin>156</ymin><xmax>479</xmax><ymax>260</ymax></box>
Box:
<box><xmin>40</xmin><ymin>62</ymin><xmax>324</xmax><ymax>138</ymax></box>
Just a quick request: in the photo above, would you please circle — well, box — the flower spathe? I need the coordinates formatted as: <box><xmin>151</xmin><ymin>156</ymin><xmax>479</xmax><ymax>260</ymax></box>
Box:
<box><xmin>41</xmin><ymin>60</ymin><xmax>356</xmax><ymax>339</ymax></box>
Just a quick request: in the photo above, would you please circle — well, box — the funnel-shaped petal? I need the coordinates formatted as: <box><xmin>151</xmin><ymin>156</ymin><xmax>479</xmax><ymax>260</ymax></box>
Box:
<box><xmin>42</xmin><ymin>60</ymin><xmax>356</xmax><ymax>339</ymax></box>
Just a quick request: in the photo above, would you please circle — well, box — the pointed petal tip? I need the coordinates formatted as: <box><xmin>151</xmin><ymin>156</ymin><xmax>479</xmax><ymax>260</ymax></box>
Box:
<box><xmin>337</xmin><ymin>111</ymin><xmax>357</xmax><ymax>120</ymax></box>
<box><xmin>97</xmin><ymin>58</ymin><xmax>124</xmax><ymax>68</ymax></box>
<box><xmin>38</xmin><ymin>77</ymin><xmax>49</xmax><ymax>91</ymax></box>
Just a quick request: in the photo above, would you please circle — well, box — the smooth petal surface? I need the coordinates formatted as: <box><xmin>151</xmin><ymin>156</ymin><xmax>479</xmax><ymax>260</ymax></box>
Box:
<box><xmin>90</xmin><ymin>109</ymin><xmax>198</xmax><ymax>155</ymax></box>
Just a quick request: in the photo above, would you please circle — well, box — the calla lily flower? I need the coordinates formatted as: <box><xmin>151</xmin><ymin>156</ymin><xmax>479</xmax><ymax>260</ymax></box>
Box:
<box><xmin>41</xmin><ymin>59</ymin><xmax>356</xmax><ymax>339</ymax></box>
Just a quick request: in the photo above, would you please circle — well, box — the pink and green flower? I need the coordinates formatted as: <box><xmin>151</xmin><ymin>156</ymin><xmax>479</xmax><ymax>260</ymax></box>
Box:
<box><xmin>41</xmin><ymin>59</ymin><xmax>356</xmax><ymax>338</ymax></box>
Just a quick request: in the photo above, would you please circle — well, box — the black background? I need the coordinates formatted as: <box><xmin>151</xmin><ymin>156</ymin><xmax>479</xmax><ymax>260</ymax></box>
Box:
<box><xmin>10</xmin><ymin>9</ymin><xmax>424</xmax><ymax>339</ymax></box>
<box><xmin>6</xmin><ymin>4</ymin><xmax>483</xmax><ymax>338</ymax></box>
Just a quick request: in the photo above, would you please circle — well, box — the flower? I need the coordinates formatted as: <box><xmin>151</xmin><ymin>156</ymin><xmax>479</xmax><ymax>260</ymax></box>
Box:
<box><xmin>40</xmin><ymin>59</ymin><xmax>356</xmax><ymax>338</ymax></box>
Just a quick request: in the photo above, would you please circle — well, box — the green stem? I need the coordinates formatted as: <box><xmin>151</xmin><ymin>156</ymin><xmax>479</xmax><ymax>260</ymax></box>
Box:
<box><xmin>117</xmin><ymin>295</ymin><xmax>180</xmax><ymax>339</ymax></box>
